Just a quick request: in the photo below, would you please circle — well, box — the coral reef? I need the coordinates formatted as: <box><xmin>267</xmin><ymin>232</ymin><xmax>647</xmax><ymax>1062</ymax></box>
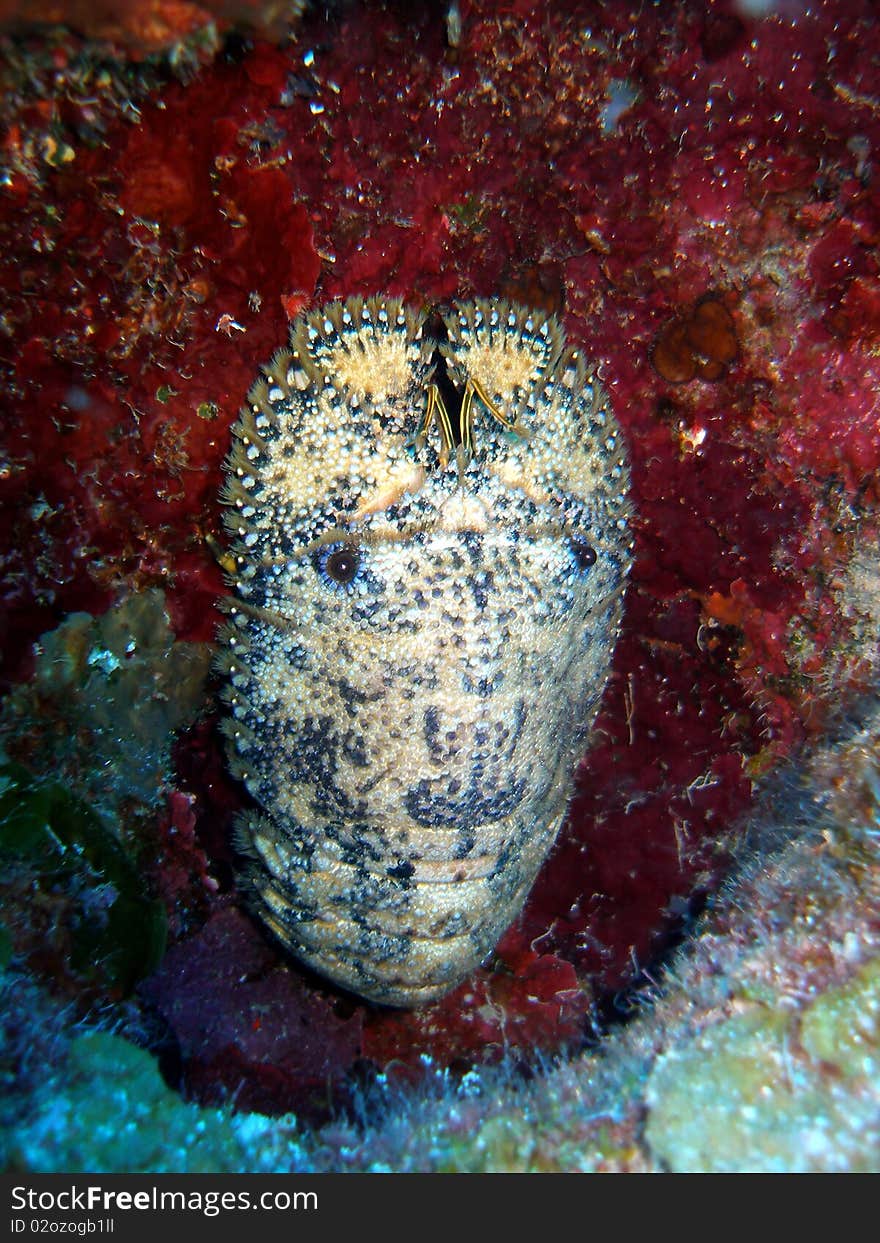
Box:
<box><xmin>0</xmin><ymin>1</ymin><xmax>305</xmax><ymax>61</ymax></box>
<box><xmin>3</xmin><ymin>1027</ymin><xmax>308</xmax><ymax>1173</ymax></box>
<box><xmin>140</xmin><ymin>907</ymin><xmax>364</xmax><ymax>1117</ymax></box>
<box><xmin>0</xmin><ymin>590</ymin><xmax>213</xmax><ymax>1004</ymax></box>
<box><xmin>638</xmin><ymin>717</ymin><xmax>880</xmax><ymax>1172</ymax></box>
<box><xmin>1</xmin><ymin>589</ymin><xmax>211</xmax><ymax>840</ymax></box>
<box><xmin>2</xmin><ymin>0</ymin><xmax>880</xmax><ymax>1158</ymax></box>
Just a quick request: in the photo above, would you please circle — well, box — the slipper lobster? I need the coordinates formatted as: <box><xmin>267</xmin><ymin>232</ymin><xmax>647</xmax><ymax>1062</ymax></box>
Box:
<box><xmin>218</xmin><ymin>296</ymin><xmax>631</xmax><ymax>1007</ymax></box>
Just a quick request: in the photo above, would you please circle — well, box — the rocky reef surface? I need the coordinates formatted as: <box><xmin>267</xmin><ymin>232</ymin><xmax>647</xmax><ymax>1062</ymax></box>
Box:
<box><xmin>1</xmin><ymin>0</ymin><xmax>879</xmax><ymax>1169</ymax></box>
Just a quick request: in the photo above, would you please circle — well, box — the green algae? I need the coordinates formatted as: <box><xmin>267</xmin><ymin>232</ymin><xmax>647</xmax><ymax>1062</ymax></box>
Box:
<box><xmin>800</xmin><ymin>957</ymin><xmax>880</xmax><ymax>1080</ymax></box>
<box><xmin>0</xmin><ymin>760</ymin><xmax>166</xmax><ymax>993</ymax></box>
<box><xmin>0</xmin><ymin>589</ymin><xmax>210</xmax><ymax>997</ymax></box>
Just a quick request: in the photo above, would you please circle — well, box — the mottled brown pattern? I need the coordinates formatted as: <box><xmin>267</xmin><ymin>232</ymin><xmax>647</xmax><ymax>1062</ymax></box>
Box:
<box><xmin>218</xmin><ymin>296</ymin><xmax>631</xmax><ymax>1006</ymax></box>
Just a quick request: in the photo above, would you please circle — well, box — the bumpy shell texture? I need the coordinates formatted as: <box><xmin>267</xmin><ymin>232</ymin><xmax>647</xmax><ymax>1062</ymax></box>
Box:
<box><xmin>218</xmin><ymin>296</ymin><xmax>631</xmax><ymax>1007</ymax></box>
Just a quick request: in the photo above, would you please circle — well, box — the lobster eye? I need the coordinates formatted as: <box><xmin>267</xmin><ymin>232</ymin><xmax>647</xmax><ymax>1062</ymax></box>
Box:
<box><xmin>569</xmin><ymin>537</ymin><xmax>597</xmax><ymax>571</ymax></box>
<box><xmin>322</xmin><ymin>545</ymin><xmax>361</xmax><ymax>584</ymax></box>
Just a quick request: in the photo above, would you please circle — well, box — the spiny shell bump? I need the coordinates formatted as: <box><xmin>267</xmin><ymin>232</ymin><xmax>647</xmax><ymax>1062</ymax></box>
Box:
<box><xmin>218</xmin><ymin>295</ymin><xmax>631</xmax><ymax>1007</ymax></box>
